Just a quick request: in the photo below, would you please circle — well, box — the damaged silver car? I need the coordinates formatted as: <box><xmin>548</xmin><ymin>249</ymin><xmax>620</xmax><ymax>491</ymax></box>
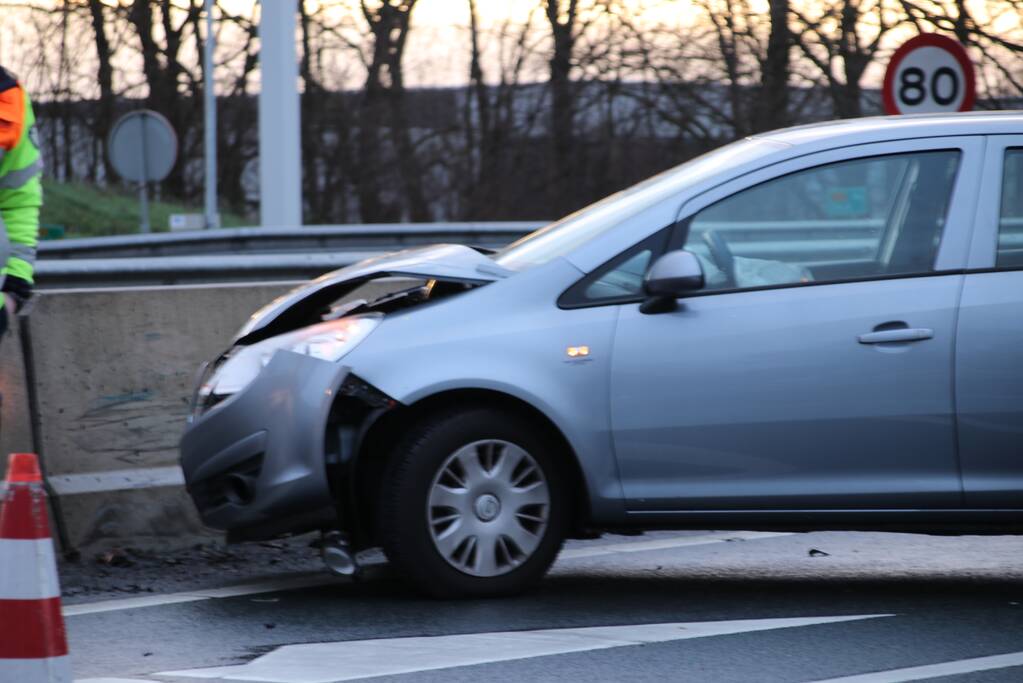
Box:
<box><xmin>182</xmin><ymin>112</ymin><xmax>1023</xmax><ymax>597</ymax></box>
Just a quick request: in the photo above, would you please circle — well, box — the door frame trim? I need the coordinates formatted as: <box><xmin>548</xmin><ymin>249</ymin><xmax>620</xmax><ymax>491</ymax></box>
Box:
<box><xmin>967</xmin><ymin>134</ymin><xmax>1023</xmax><ymax>269</ymax></box>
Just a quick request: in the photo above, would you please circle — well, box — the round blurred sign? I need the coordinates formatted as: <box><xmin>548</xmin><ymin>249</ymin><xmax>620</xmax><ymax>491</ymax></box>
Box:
<box><xmin>883</xmin><ymin>34</ymin><xmax>975</xmax><ymax>115</ymax></box>
<box><xmin>107</xmin><ymin>110</ymin><xmax>178</xmax><ymax>183</ymax></box>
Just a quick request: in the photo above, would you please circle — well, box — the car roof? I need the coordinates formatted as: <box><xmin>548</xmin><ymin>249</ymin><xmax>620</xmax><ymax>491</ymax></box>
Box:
<box><xmin>757</xmin><ymin>111</ymin><xmax>1023</xmax><ymax>147</ymax></box>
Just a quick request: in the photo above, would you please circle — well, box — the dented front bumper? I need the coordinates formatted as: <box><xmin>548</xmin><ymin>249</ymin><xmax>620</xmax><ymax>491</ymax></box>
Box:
<box><xmin>180</xmin><ymin>350</ymin><xmax>350</xmax><ymax>540</ymax></box>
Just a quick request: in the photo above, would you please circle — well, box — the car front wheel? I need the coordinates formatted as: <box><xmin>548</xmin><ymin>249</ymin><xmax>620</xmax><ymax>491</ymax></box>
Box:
<box><xmin>379</xmin><ymin>407</ymin><xmax>569</xmax><ymax>598</ymax></box>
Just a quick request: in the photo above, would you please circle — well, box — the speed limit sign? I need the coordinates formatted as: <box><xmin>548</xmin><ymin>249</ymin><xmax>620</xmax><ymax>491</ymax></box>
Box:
<box><xmin>883</xmin><ymin>34</ymin><xmax>975</xmax><ymax>115</ymax></box>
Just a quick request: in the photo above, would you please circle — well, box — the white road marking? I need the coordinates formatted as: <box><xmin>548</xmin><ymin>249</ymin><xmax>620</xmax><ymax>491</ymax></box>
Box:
<box><xmin>48</xmin><ymin>466</ymin><xmax>184</xmax><ymax>495</ymax></box>
<box><xmin>558</xmin><ymin>530</ymin><xmax>793</xmax><ymax>558</ymax></box>
<box><xmin>62</xmin><ymin>531</ymin><xmax>791</xmax><ymax>617</ymax></box>
<box><xmin>808</xmin><ymin>650</ymin><xmax>1023</xmax><ymax>682</ymax></box>
<box><xmin>75</xmin><ymin>679</ymin><xmax>154</xmax><ymax>682</ymax></box>
<box><xmin>63</xmin><ymin>575</ymin><xmax>339</xmax><ymax>617</ymax></box>
<box><xmin>160</xmin><ymin>614</ymin><xmax>891</xmax><ymax>683</ymax></box>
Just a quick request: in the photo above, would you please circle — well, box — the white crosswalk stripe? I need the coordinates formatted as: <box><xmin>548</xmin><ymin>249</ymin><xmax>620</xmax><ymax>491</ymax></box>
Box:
<box><xmin>159</xmin><ymin>615</ymin><xmax>891</xmax><ymax>683</ymax></box>
<box><xmin>558</xmin><ymin>530</ymin><xmax>792</xmax><ymax>558</ymax></box>
<box><xmin>808</xmin><ymin>650</ymin><xmax>1023</xmax><ymax>682</ymax></box>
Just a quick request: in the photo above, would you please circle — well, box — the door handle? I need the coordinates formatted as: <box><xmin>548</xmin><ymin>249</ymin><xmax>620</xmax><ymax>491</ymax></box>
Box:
<box><xmin>858</xmin><ymin>327</ymin><xmax>934</xmax><ymax>344</ymax></box>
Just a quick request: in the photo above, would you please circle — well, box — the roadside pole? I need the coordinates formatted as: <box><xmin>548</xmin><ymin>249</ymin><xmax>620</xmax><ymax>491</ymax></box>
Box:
<box><xmin>258</xmin><ymin>0</ymin><xmax>302</xmax><ymax>228</ymax></box>
<box><xmin>203</xmin><ymin>0</ymin><xmax>219</xmax><ymax>229</ymax></box>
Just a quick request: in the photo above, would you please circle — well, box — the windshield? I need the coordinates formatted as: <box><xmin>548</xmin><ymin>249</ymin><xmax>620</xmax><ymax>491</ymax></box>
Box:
<box><xmin>494</xmin><ymin>138</ymin><xmax>787</xmax><ymax>271</ymax></box>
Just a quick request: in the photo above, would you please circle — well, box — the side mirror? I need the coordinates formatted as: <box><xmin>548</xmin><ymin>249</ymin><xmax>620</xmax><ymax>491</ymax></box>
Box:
<box><xmin>641</xmin><ymin>250</ymin><xmax>704</xmax><ymax>314</ymax></box>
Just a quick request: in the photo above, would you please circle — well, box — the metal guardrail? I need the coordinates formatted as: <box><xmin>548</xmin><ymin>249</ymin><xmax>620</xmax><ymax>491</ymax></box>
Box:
<box><xmin>41</xmin><ymin>220</ymin><xmax>885</xmax><ymax>260</ymax></box>
<box><xmin>35</xmin><ymin>252</ymin><xmax>387</xmax><ymax>288</ymax></box>
<box><xmin>37</xmin><ymin>218</ymin><xmax>959</xmax><ymax>288</ymax></box>
<box><xmin>34</xmin><ymin>222</ymin><xmax>544</xmax><ymax>288</ymax></box>
<box><xmin>38</xmin><ymin>223</ymin><xmax>544</xmax><ymax>259</ymax></box>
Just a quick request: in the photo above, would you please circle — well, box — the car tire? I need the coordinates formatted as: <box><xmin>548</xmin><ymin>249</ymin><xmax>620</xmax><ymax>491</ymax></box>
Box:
<box><xmin>378</xmin><ymin>407</ymin><xmax>569</xmax><ymax>598</ymax></box>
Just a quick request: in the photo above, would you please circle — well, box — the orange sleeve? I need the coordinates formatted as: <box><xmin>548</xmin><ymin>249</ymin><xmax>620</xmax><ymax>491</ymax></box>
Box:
<box><xmin>0</xmin><ymin>85</ymin><xmax>25</xmax><ymax>152</ymax></box>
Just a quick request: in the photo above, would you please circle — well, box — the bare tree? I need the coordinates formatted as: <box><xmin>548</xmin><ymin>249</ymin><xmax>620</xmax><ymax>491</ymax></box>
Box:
<box><xmin>125</xmin><ymin>0</ymin><xmax>204</xmax><ymax>195</ymax></box>
<box><xmin>543</xmin><ymin>0</ymin><xmax>579</xmax><ymax>214</ymax></box>
<box><xmin>354</xmin><ymin>0</ymin><xmax>430</xmax><ymax>222</ymax></box>
<box><xmin>86</xmin><ymin>0</ymin><xmax>116</xmax><ymax>178</ymax></box>
<box><xmin>457</xmin><ymin>0</ymin><xmax>548</xmax><ymax>218</ymax></box>
<box><xmin>755</xmin><ymin>0</ymin><xmax>791</xmax><ymax>131</ymax></box>
<box><xmin>792</xmin><ymin>0</ymin><xmax>896</xmax><ymax>118</ymax></box>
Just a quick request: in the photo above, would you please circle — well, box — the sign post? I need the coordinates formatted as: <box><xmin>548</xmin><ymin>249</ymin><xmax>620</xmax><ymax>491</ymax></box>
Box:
<box><xmin>882</xmin><ymin>34</ymin><xmax>976</xmax><ymax>115</ymax></box>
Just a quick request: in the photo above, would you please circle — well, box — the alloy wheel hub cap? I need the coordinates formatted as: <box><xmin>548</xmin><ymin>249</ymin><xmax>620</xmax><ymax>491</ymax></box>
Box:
<box><xmin>474</xmin><ymin>494</ymin><xmax>501</xmax><ymax>522</ymax></box>
<box><xmin>427</xmin><ymin>439</ymin><xmax>551</xmax><ymax>577</ymax></box>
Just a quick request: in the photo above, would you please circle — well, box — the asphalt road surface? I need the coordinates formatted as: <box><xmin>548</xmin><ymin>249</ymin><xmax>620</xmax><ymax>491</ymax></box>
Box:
<box><xmin>63</xmin><ymin>530</ymin><xmax>1023</xmax><ymax>683</ymax></box>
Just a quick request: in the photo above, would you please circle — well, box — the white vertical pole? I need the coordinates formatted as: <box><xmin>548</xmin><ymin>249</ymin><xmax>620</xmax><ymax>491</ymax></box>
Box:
<box><xmin>203</xmin><ymin>0</ymin><xmax>219</xmax><ymax>229</ymax></box>
<box><xmin>259</xmin><ymin>0</ymin><xmax>302</xmax><ymax>227</ymax></box>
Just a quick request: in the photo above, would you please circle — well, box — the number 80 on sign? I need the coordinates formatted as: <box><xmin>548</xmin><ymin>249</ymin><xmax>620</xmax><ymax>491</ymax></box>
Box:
<box><xmin>883</xmin><ymin>34</ymin><xmax>976</xmax><ymax>115</ymax></box>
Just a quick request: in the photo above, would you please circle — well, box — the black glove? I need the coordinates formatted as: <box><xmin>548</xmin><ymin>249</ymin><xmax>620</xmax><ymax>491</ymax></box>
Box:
<box><xmin>3</xmin><ymin>275</ymin><xmax>33</xmax><ymax>313</ymax></box>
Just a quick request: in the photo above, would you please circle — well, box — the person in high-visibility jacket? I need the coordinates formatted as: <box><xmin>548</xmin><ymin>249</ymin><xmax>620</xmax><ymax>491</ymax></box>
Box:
<box><xmin>0</xmin><ymin>66</ymin><xmax>40</xmax><ymax>331</ymax></box>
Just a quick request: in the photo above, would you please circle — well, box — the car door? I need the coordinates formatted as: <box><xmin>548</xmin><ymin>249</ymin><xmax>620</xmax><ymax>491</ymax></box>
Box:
<box><xmin>956</xmin><ymin>136</ymin><xmax>1023</xmax><ymax>508</ymax></box>
<box><xmin>606</xmin><ymin>137</ymin><xmax>983</xmax><ymax>513</ymax></box>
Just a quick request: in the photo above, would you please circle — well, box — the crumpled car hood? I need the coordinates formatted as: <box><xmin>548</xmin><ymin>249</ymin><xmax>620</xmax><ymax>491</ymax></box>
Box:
<box><xmin>234</xmin><ymin>244</ymin><xmax>512</xmax><ymax>344</ymax></box>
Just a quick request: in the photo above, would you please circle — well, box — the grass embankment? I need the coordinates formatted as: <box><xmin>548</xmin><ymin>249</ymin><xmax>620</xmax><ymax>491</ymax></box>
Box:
<box><xmin>39</xmin><ymin>179</ymin><xmax>247</xmax><ymax>239</ymax></box>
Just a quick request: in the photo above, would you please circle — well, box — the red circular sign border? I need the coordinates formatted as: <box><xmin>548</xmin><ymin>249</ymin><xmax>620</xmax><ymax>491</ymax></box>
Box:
<box><xmin>882</xmin><ymin>33</ymin><xmax>976</xmax><ymax>115</ymax></box>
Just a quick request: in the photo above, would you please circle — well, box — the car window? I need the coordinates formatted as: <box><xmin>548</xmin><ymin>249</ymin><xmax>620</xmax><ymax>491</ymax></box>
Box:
<box><xmin>684</xmin><ymin>150</ymin><xmax>961</xmax><ymax>292</ymax></box>
<box><xmin>559</xmin><ymin>227</ymin><xmax>673</xmax><ymax>307</ymax></box>
<box><xmin>584</xmin><ymin>250</ymin><xmax>655</xmax><ymax>300</ymax></box>
<box><xmin>997</xmin><ymin>148</ymin><xmax>1023</xmax><ymax>268</ymax></box>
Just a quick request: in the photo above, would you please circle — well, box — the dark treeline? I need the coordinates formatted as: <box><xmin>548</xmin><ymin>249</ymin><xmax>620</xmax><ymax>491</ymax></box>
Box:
<box><xmin>8</xmin><ymin>0</ymin><xmax>1023</xmax><ymax>223</ymax></box>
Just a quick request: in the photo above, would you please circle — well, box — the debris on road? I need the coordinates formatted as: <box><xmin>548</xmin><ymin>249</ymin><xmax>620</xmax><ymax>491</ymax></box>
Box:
<box><xmin>808</xmin><ymin>548</ymin><xmax>831</xmax><ymax>557</ymax></box>
<box><xmin>96</xmin><ymin>548</ymin><xmax>135</xmax><ymax>568</ymax></box>
<box><xmin>61</xmin><ymin>534</ymin><xmax>325</xmax><ymax>602</ymax></box>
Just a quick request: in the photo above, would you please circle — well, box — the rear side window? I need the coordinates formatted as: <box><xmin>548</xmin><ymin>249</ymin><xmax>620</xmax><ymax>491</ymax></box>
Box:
<box><xmin>685</xmin><ymin>150</ymin><xmax>960</xmax><ymax>292</ymax></box>
<box><xmin>998</xmin><ymin>149</ymin><xmax>1023</xmax><ymax>268</ymax></box>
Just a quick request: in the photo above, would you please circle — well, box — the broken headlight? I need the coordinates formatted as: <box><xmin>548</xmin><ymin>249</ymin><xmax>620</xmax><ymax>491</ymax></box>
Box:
<box><xmin>199</xmin><ymin>314</ymin><xmax>382</xmax><ymax>400</ymax></box>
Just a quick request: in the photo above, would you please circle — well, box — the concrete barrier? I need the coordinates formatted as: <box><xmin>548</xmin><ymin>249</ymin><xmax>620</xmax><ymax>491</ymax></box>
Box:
<box><xmin>12</xmin><ymin>280</ymin><xmax>396</xmax><ymax>552</ymax></box>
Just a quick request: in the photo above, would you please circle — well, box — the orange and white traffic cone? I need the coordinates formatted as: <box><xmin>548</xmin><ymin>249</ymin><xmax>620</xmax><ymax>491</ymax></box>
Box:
<box><xmin>0</xmin><ymin>453</ymin><xmax>71</xmax><ymax>682</ymax></box>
